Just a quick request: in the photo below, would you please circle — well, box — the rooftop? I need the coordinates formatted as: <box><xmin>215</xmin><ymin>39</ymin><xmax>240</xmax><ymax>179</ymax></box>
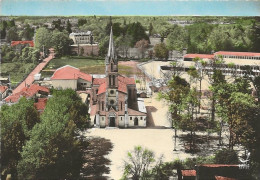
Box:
<box><xmin>215</xmin><ymin>51</ymin><xmax>260</xmax><ymax>57</ymax></box>
<box><xmin>51</xmin><ymin>65</ymin><xmax>92</xmax><ymax>82</ymax></box>
<box><xmin>0</xmin><ymin>86</ymin><xmax>8</xmax><ymax>93</ymax></box>
<box><xmin>11</xmin><ymin>41</ymin><xmax>34</xmax><ymax>47</ymax></box>
<box><xmin>181</xmin><ymin>169</ymin><xmax>196</xmax><ymax>177</ymax></box>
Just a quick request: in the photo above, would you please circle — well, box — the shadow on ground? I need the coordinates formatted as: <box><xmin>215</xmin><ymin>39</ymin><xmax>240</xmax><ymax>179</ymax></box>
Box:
<box><xmin>81</xmin><ymin>137</ymin><xmax>113</xmax><ymax>179</ymax></box>
<box><xmin>146</xmin><ymin>106</ymin><xmax>157</xmax><ymax>127</ymax></box>
<box><xmin>178</xmin><ymin>134</ymin><xmax>221</xmax><ymax>155</ymax></box>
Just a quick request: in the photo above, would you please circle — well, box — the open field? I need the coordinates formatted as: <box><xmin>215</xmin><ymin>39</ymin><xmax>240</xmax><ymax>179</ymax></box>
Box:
<box><xmin>42</xmin><ymin>56</ymin><xmax>138</xmax><ymax>76</ymax></box>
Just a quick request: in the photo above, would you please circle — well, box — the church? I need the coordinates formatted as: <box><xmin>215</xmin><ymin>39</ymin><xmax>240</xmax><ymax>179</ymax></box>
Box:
<box><xmin>90</xmin><ymin>27</ymin><xmax>147</xmax><ymax>128</ymax></box>
<box><xmin>51</xmin><ymin>27</ymin><xmax>147</xmax><ymax>128</ymax></box>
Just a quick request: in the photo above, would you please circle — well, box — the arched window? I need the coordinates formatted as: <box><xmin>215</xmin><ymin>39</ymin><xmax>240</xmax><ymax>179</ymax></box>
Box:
<box><xmin>113</xmin><ymin>75</ymin><xmax>115</xmax><ymax>86</ymax></box>
<box><xmin>109</xmin><ymin>75</ymin><xmax>111</xmax><ymax>86</ymax></box>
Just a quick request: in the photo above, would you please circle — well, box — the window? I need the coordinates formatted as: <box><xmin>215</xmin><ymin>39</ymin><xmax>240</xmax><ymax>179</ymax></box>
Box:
<box><xmin>102</xmin><ymin>101</ymin><xmax>104</xmax><ymax>111</ymax></box>
<box><xmin>113</xmin><ymin>75</ymin><xmax>115</xmax><ymax>86</ymax></box>
<box><xmin>102</xmin><ymin>117</ymin><xmax>104</xmax><ymax>121</ymax></box>
<box><xmin>141</xmin><ymin>117</ymin><xmax>143</xmax><ymax>120</ymax></box>
<box><xmin>110</xmin><ymin>90</ymin><xmax>114</xmax><ymax>94</ymax></box>
<box><xmin>96</xmin><ymin>89</ymin><xmax>98</xmax><ymax>94</ymax></box>
<box><xmin>109</xmin><ymin>75</ymin><xmax>111</xmax><ymax>86</ymax></box>
<box><xmin>110</xmin><ymin>100</ymin><xmax>114</xmax><ymax>105</ymax></box>
<box><xmin>121</xmin><ymin>117</ymin><xmax>123</xmax><ymax>121</ymax></box>
<box><xmin>130</xmin><ymin>117</ymin><xmax>132</xmax><ymax>120</ymax></box>
<box><xmin>121</xmin><ymin>101</ymin><xmax>123</xmax><ymax>110</ymax></box>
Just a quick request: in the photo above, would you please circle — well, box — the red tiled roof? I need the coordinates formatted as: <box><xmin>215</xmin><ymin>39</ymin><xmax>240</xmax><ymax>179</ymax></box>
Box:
<box><xmin>215</xmin><ymin>176</ymin><xmax>237</xmax><ymax>180</ymax></box>
<box><xmin>128</xmin><ymin>108</ymin><xmax>146</xmax><ymax>116</ymax></box>
<box><xmin>97</xmin><ymin>82</ymin><xmax>106</xmax><ymax>95</ymax></box>
<box><xmin>215</xmin><ymin>51</ymin><xmax>260</xmax><ymax>57</ymax></box>
<box><xmin>34</xmin><ymin>98</ymin><xmax>48</xmax><ymax>111</ymax></box>
<box><xmin>51</xmin><ymin>65</ymin><xmax>92</xmax><ymax>82</ymax></box>
<box><xmin>0</xmin><ymin>86</ymin><xmax>8</xmax><ymax>93</ymax></box>
<box><xmin>200</xmin><ymin>164</ymin><xmax>238</xmax><ymax>168</ymax></box>
<box><xmin>118</xmin><ymin>75</ymin><xmax>135</xmax><ymax>85</ymax></box>
<box><xmin>181</xmin><ymin>170</ymin><xmax>196</xmax><ymax>177</ymax></box>
<box><xmin>184</xmin><ymin>54</ymin><xmax>214</xmax><ymax>59</ymax></box>
<box><xmin>5</xmin><ymin>84</ymin><xmax>49</xmax><ymax>103</ymax></box>
<box><xmin>118</xmin><ymin>80</ymin><xmax>127</xmax><ymax>93</ymax></box>
<box><xmin>93</xmin><ymin>78</ymin><xmax>106</xmax><ymax>85</ymax></box>
<box><xmin>11</xmin><ymin>41</ymin><xmax>34</xmax><ymax>47</ymax></box>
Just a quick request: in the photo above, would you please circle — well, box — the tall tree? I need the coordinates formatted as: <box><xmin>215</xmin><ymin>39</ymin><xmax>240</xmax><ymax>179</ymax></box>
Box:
<box><xmin>135</xmin><ymin>39</ymin><xmax>149</xmax><ymax>59</ymax></box>
<box><xmin>154</xmin><ymin>43</ymin><xmax>169</xmax><ymax>60</ymax></box>
<box><xmin>1</xmin><ymin>97</ymin><xmax>39</xmax><ymax>178</ymax></box>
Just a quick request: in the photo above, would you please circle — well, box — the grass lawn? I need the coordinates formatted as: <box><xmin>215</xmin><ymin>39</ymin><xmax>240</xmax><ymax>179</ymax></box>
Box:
<box><xmin>43</xmin><ymin>56</ymin><xmax>136</xmax><ymax>76</ymax></box>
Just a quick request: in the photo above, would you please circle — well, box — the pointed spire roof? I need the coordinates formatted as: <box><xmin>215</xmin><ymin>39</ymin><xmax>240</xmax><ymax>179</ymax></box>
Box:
<box><xmin>107</xmin><ymin>26</ymin><xmax>116</xmax><ymax>61</ymax></box>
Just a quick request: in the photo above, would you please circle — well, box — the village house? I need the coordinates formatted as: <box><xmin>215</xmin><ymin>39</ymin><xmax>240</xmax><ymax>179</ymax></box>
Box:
<box><xmin>4</xmin><ymin>84</ymin><xmax>49</xmax><ymax>103</ymax></box>
<box><xmin>11</xmin><ymin>40</ymin><xmax>34</xmax><ymax>52</ymax></box>
<box><xmin>0</xmin><ymin>85</ymin><xmax>9</xmax><ymax>101</ymax></box>
<box><xmin>51</xmin><ymin>65</ymin><xmax>92</xmax><ymax>90</ymax></box>
<box><xmin>69</xmin><ymin>31</ymin><xmax>99</xmax><ymax>56</ymax></box>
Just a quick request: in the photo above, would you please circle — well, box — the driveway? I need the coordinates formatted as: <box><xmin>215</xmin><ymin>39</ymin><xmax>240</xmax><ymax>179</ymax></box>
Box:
<box><xmin>12</xmin><ymin>48</ymin><xmax>55</xmax><ymax>94</ymax></box>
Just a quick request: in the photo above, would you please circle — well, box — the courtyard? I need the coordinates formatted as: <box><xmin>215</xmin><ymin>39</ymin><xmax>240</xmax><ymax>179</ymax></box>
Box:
<box><xmin>84</xmin><ymin>93</ymin><xmax>225</xmax><ymax>180</ymax></box>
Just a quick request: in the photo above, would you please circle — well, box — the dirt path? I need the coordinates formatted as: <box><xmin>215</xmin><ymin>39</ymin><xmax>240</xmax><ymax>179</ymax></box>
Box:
<box><xmin>12</xmin><ymin>48</ymin><xmax>55</xmax><ymax>94</ymax></box>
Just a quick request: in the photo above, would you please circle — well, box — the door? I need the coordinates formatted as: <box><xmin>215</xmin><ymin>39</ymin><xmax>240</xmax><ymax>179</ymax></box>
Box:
<box><xmin>134</xmin><ymin>117</ymin><xmax>138</xmax><ymax>126</ymax></box>
<box><xmin>109</xmin><ymin>117</ymin><xmax>115</xmax><ymax>127</ymax></box>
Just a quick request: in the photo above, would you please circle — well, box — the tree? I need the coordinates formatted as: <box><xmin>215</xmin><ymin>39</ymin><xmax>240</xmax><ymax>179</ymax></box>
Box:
<box><xmin>6</xmin><ymin>27</ymin><xmax>19</xmax><ymax>42</ymax></box>
<box><xmin>1</xmin><ymin>98</ymin><xmax>39</xmax><ymax>178</ymax></box>
<box><xmin>17</xmin><ymin>89</ymin><xmax>89</xmax><ymax>179</ymax></box>
<box><xmin>166</xmin><ymin>25</ymin><xmax>188</xmax><ymax>51</ymax></box>
<box><xmin>158</xmin><ymin>76</ymin><xmax>190</xmax><ymax>150</ymax></box>
<box><xmin>115</xmin><ymin>35</ymin><xmax>132</xmax><ymax>58</ymax></box>
<box><xmin>122</xmin><ymin>146</ymin><xmax>155</xmax><ymax>180</ymax></box>
<box><xmin>22</xmin><ymin>24</ymin><xmax>34</xmax><ymax>40</ymax></box>
<box><xmin>126</xmin><ymin>22</ymin><xmax>149</xmax><ymax>47</ymax></box>
<box><xmin>34</xmin><ymin>27</ymin><xmax>52</xmax><ymax>51</ymax></box>
<box><xmin>66</xmin><ymin>20</ymin><xmax>72</xmax><ymax>34</ymax></box>
<box><xmin>214</xmin><ymin>149</ymin><xmax>239</xmax><ymax>164</ymax></box>
<box><xmin>52</xmin><ymin>19</ymin><xmax>64</xmax><ymax>31</ymax></box>
<box><xmin>135</xmin><ymin>39</ymin><xmax>149</xmax><ymax>59</ymax></box>
<box><xmin>154</xmin><ymin>43</ymin><xmax>169</xmax><ymax>60</ymax></box>
<box><xmin>51</xmin><ymin>30</ymin><xmax>71</xmax><ymax>56</ymax></box>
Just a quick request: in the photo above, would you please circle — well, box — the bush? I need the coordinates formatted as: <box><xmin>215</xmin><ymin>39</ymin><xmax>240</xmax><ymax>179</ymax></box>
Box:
<box><xmin>214</xmin><ymin>148</ymin><xmax>239</xmax><ymax>164</ymax></box>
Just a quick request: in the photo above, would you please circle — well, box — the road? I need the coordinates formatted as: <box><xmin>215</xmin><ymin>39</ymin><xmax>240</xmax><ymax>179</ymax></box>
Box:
<box><xmin>12</xmin><ymin>48</ymin><xmax>55</xmax><ymax>94</ymax></box>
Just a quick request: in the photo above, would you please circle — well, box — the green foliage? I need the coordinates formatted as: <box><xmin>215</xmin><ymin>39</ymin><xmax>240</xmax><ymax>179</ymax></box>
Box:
<box><xmin>214</xmin><ymin>149</ymin><xmax>239</xmax><ymax>164</ymax></box>
<box><xmin>122</xmin><ymin>146</ymin><xmax>155</xmax><ymax>180</ymax></box>
<box><xmin>51</xmin><ymin>30</ymin><xmax>71</xmax><ymax>56</ymax></box>
<box><xmin>154</xmin><ymin>43</ymin><xmax>169</xmax><ymax>60</ymax></box>
<box><xmin>166</xmin><ymin>25</ymin><xmax>188</xmax><ymax>51</ymax></box>
<box><xmin>1</xmin><ymin>98</ymin><xmax>39</xmax><ymax>178</ymax></box>
<box><xmin>17</xmin><ymin>89</ymin><xmax>89</xmax><ymax>179</ymax></box>
<box><xmin>126</xmin><ymin>22</ymin><xmax>149</xmax><ymax>47</ymax></box>
<box><xmin>6</xmin><ymin>27</ymin><xmax>19</xmax><ymax>42</ymax></box>
<box><xmin>34</xmin><ymin>27</ymin><xmax>52</xmax><ymax>50</ymax></box>
<box><xmin>21</xmin><ymin>24</ymin><xmax>34</xmax><ymax>40</ymax></box>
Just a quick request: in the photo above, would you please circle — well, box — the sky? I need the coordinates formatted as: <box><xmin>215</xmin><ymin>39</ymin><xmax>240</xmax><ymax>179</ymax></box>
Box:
<box><xmin>0</xmin><ymin>0</ymin><xmax>260</xmax><ymax>16</ymax></box>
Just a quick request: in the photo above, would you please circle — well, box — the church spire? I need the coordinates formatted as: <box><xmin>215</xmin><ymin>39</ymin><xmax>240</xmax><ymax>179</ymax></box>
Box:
<box><xmin>107</xmin><ymin>26</ymin><xmax>115</xmax><ymax>59</ymax></box>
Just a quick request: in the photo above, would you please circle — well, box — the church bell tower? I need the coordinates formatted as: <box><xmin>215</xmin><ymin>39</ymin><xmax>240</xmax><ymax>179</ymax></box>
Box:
<box><xmin>105</xmin><ymin>27</ymin><xmax>118</xmax><ymax>111</ymax></box>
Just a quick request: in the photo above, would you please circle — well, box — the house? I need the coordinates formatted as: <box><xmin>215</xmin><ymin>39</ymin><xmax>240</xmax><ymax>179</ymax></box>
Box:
<box><xmin>11</xmin><ymin>41</ymin><xmax>34</xmax><ymax>52</ymax></box>
<box><xmin>69</xmin><ymin>31</ymin><xmax>93</xmax><ymax>44</ymax></box>
<box><xmin>4</xmin><ymin>84</ymin><xmax>49</xmax><ymax>103</ymax></box>
<box><xmin>195</xmin><ymin>164</ymin><xmax>249</xmax><ymax>180</ymax></box>
<box><xmin>91</xmin><ymin>28</ymin><xmax>146</xmax><ymax>128</ymax></box>
<box><xmin>51</xmin><ymin>65</ymin><xmax>92</xmax><ymax>90</ymax></box>
<box><xmin>0</xmin><ymin>85</ymin><xmax>8</xmax><ymax>101</ymax></box>
<box><xmin>34</xmin><ymin>98</ymin><xmax>48</xmax><ymax>113</ymax></box>
<box><xmin>181</xmin><ymin>170</ymin><xmax>196</xmax><ymax>180</ymax></box>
